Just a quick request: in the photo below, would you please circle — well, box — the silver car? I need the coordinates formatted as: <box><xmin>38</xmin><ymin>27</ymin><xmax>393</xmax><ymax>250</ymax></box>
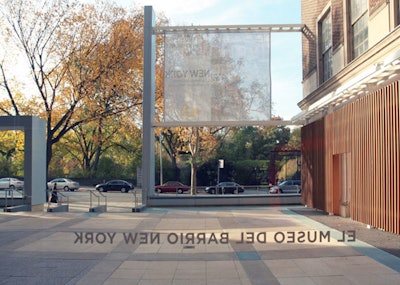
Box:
<box><xmin>269</xmin><ymin>180</ymin><xmax>301</xmax><ymax>194</ymax></box>
<box><xmin>47</xmin><ymin>178</ymin><xmax>80</xmax><ymax>191</ymax></box>
<box><xmin>205</xmin><ymin>182</ymin><xmax>245</xmax><ymax>194</ymax></box>
<box><xmin>0</xmin><ymin>177</ymin><xmax>24</xmax><ymax>190</ymax></box>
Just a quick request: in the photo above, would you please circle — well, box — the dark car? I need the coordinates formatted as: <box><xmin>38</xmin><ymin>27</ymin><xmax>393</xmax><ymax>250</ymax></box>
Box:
<box><xmin>95</xmin><ymin>180</ymin><xmax>133</xmax><ymax>193</ymax></box>
<box><xmin>269</xmin><ymin>180</ymin><xmax>301</xmax><ymax>194</ymax></box>
<box><xmin>155</xmin><ymin>181</ymin><xmax>190</xmax><ymax>194</ymax></box>
<box><xmin>205</xmin><ymin>182</ymin><xmax>245</xmax><ymax>194</ymax></box>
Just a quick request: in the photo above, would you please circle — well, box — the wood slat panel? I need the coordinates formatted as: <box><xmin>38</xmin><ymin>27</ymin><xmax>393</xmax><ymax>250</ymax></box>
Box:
<box><xmin>301</xmin><ymin>80</ymin><xmax>400</xmax><ymax>235</ymax></box>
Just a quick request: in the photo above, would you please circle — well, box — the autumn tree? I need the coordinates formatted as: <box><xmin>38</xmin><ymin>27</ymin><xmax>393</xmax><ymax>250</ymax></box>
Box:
<box><xmin>60</xmin><ymin>10</ymin><xmax>147</xmax><ymax>177</ymax></box>
<box><xmin>56</xmin><ymin>118</ymin><xmax>113</xmax><ymax>177</ymax></box>
<box><xmin>0</xmin><ymin>0</ymin><xmax>145</xmax><ymax>175</ymax></box>
<box><xmin>50</xmin><ymin>112</ymin><xmax>142</xmax><ymax>178</ymax></box>
<box><xmin>180</xmin><ymin>127</ymin><xmax>227</xmax><ymax>195</ymax></box>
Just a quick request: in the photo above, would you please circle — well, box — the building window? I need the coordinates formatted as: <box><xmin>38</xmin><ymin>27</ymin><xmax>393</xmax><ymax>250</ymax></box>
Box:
<box><xmin>350</xmin><ymin>0</ymin><xmax>368</xmax><ymax>59</ymax></box>
<box><xmin>321</xmin><ymin>10</ymin><xmax>332</xmax><ymax>82</ymax></box>
<box><xmin>397</xmin><ymin>0</ymin><xmax>400</xmax><ymax>26</ymax></box>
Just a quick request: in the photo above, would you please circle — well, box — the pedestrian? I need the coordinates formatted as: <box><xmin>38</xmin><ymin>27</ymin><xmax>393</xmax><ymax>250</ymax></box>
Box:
<box><xmin>51</xmin><ymin>182</ymin><xmax>58</xmax><ymax>203</ymax></box>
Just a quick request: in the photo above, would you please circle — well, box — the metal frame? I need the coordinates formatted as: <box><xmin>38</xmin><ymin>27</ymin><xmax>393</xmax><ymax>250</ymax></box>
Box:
<box><xmin>0</xmin><ymin>116</ymin><xmax>46</xmax><ymax>211</ymax></box>
<box><xmin>142</xmin><ymin>6</ymin><xmax>156</xmax><ymax>204</ymax></box>
<box><xmin>152</xmin><ymin>120</ymin><xmax>294</xmax><ymax>128</ymax></box>
<box><xmin>154</xmin><ymin>23</ymin><xmax>303</xmax><ymax>129</ymax></box>
<box><xmin>155</xmin><ymin>24</ymin><xmax>305</xmax><ymax>34</ymax></box>
<box><xmin>142</xmin><ymin>6</ymin><xmax>304</xmax><ymax>205</ymax></box>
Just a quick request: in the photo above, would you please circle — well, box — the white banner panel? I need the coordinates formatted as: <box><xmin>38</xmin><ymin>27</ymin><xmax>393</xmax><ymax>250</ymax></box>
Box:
<box><xmin>164</xmin><ymin>30</ymin><xmax>271</xmax><ymax>122</ymax></box>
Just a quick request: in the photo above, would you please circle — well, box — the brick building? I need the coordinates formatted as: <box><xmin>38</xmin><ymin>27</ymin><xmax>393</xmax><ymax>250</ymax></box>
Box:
<box><xmin>294</xmin><ymin>0</ymin><xmax>400</xmax><ymax>234</ymax></box>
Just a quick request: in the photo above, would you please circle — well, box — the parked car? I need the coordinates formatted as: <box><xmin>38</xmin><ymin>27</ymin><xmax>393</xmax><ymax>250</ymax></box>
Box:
<box><xmin>95</xmin><ymin>180</ymin><xmax>133</xmax><ymax>193</ymax></box>
<box><xmin>205</xmin><ymin>182</ymin><xmax>245</xmax><ymax>194</ymax></box>
<box><xmin>0</xmin><ymin>177</ymin><xmax>24</xmax><ymax>190</ymax></box>
<box><xmin>269</xmin><ymin>180</ymin><xmax>301</xmax><ymax>194</ymax></box>
<box><xmin>47</xmin><ymin>178</ymin><xmax>80</xmax><ymax>191</ymax></box>
<box><xmin>154</xmin><ymin>181</ymin><xmax>190</xmax><ymax>194</ymax></box>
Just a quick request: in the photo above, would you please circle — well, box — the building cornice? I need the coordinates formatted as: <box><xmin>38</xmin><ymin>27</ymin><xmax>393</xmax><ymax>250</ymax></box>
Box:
<box><xmin>293</xmin><ymin>26</ymin><xmax>400</xmax><ymax>124</ymax></box>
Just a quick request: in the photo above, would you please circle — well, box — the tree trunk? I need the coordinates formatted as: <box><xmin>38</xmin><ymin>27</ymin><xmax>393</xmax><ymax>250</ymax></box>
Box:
<box><xmin>46</xmin><ymin>122</ymin><xmax>53</xmax><ymax>180</ymax></box>
<box><xmin>170</xmin><ymin>155</ymin><xmax>181</xmax><ymax>181</ymax></box>
<box><xmin>190</xmin><ymin>163</ymin><xmax>197</xmax><ymax>195</ymax></box>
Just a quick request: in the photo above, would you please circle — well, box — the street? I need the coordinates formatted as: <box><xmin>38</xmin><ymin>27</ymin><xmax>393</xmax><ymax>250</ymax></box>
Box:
<box><xmin>50</xmin><ymin>186</ymin><xmax>297</xmax><ymax>213</ymax></box>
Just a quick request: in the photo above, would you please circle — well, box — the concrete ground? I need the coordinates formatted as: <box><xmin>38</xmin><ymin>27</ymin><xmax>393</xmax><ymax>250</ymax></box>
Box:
<box><xmin>0</xmin><ymin>205</ymin><xmax>399</xmax><ymax>285</ymax></box>
<box><xmin>292</xmin><ymin>207</ymin><xmax>400</xmax><ymax>259</ymax></box>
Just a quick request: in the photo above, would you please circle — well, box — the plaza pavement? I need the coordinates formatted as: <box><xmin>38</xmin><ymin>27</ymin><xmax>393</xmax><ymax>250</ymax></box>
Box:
<box><xmin>0</xmin><ymin>205</ymin><xmax>399</xmax><ymax>285</ymax></box>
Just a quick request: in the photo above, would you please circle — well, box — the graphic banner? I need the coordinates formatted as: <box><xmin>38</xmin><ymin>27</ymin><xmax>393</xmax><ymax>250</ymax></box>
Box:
<box><xmin>163</xmin><ymin>30</ymin><xmax>271</xmax><ymax>122</ymax></box>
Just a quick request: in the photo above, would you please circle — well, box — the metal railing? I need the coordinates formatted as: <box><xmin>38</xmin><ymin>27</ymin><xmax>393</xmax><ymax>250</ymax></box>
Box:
<box><xmin>46</xmin><ymin>189</ymin><xmax>69</xmax><ymax>212</ymax></box>
<box><xmin>2</xmin><ymin>188</ymin><xmax>24</xmax><ymax>210</ymax></box>
<box><xmin>89</xmin><ymin>190</ymin><xmax>107</xmax><ymax>210</ymax></box>
<box><xmin>57</xmin><ymin>192</ymin><xmax>69</xmax><ymax>206</ymax></box>
<box><xmin>131</xmin><ymin>189</ymin><xmax>142</xmax><ymax>211</ymax></box>
<box><xmin>194</xmin><ymin>185</ymin><xmax>272</xmax><ymax>194</ymax></box>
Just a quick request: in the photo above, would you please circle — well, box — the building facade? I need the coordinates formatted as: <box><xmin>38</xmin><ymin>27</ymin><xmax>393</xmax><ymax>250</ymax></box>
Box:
<box><xmin>296</xmin><ymin>0</ymin><xmax>400</xmax><ymax>234</ymax></box>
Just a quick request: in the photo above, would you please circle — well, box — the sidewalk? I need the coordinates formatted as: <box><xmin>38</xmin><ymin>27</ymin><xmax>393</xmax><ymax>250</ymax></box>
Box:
<box><xmin>0</xmin><ymin>205</ymin><xmax>399</xmax><ymax>285</ymax></box>
<box><xmin>292</xmin><ymin>207</ymin><xmax>400</xmax><ymax>260</ymax></box>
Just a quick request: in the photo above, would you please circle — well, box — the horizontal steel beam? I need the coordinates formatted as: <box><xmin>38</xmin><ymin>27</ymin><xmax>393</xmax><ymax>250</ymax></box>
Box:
<box><xmin>155</xmin><ymin>24</ymin><xmax>304</xmax><ymax>34</ymax></box>
<box><xmin>152</xmin><ymin>120</ymin><xmax>297</xmax><ymax>128</ymax></box>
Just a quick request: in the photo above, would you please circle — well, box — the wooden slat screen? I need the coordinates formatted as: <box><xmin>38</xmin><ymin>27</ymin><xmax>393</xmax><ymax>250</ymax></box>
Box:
<box><xmin>301</xmin><ymin>80</ymin><xmax>400</xmax><ymax>235</ymax></box>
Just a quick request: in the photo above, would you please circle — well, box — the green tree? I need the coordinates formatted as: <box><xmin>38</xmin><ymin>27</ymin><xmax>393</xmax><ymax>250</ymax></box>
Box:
<box><xmin>212</xmin><ymin>121</ymin><xmax>292</xmax><ymax>184</ymax></box>
<box><xmin>0</xmin><ymin>131</ymin><xmax>24</xmax><ymax>177</ymax></box>
<box><xmin>288</xmin><ymin>127</ymin><xmax>301</xmax><ymax>149</ymax></box>
<box><xmin>157</xmin><ymin>128</ymin><xmax>187</xmax><ymax>182</ymax></box>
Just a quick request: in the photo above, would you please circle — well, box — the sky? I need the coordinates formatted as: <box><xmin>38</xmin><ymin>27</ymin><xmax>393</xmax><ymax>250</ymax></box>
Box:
<box><xmin>125</xmin><ymin>0</ymin><xmax>303</xmax><ymax>120</ymax></box>
<box><xmin>2</xmin><ymin>0</ymin><xmax>303</xmax><ymax>121</ymax></box>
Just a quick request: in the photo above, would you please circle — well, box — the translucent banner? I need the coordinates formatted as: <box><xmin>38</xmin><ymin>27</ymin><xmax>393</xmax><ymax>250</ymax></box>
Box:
<box><xmin>163</xmin><ymin>30</ymin><xmax>271</xmax><ymax>122</ymax></box>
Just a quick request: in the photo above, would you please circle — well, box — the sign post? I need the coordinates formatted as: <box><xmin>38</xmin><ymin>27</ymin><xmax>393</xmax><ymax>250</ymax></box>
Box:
<box><xmin>217</xmin><ymin>159</ymin><xmax>224</xmax><ymax>194</ymax></box>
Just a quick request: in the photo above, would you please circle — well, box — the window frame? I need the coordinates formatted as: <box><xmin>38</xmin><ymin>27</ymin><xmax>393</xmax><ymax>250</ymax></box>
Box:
<box><xmin>320</xmin><ymin>9</ymin><xmax>333</xmax><ymax>82</ymax></box>
<box><xmin>317</xmin><ymin>5</ymin><xmax>333</xmax><ymax>85</ymax></box>
<box><xmin>349</xmin><ymin>0</ymin><xmax>368</xmax><ymax>59</ymax></box>
<box><xmin>396</xmin><ymin>0</ymin><xmax>400</xmax><ymax>26</ymax></box>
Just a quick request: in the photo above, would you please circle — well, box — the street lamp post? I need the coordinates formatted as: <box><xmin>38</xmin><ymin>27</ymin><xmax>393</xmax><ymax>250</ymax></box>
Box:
<box><xmin>159</xmin><ymin>134</ymin><xmax>163</xmax><ymax>185</ymax></box>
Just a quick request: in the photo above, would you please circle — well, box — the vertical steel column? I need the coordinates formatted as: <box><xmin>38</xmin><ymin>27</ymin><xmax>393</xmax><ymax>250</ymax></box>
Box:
<box><xmin>142</xmin><ymin>6</ymin><xmax>156</xmax><ymax>205</ymax></box>
<box><xmin>24</xmin><ymin>116</ymin><xmax>47</xmax><ymax>210</ymax></box>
